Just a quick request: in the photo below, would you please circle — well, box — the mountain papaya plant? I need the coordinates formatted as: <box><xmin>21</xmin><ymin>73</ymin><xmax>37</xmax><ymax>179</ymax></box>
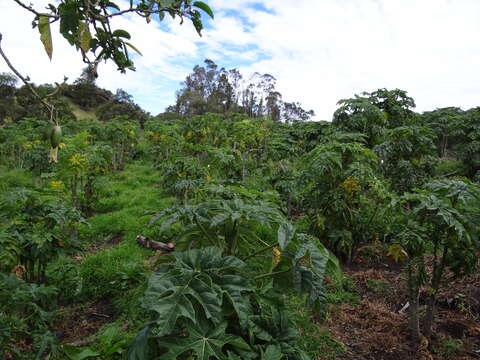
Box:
<box><xmin>0</xmin><ymin>273</ymin><xmax>59</xmax><ymax>359</ymax></box>
<box><xmin>298</xmin><ymin>134</ymin><xmax>389</xmax><ymax>262</ymax></box>
<box><xmin>149</xmin><ymin>197</ymin><xmax>285</xmax><ymax>255</ymax></box>
<box><xmin>389</xmin><ymin>179</ymin><xmax>480</xmax><ymax>341</ymax></box>
<box><xmin>149</xmin><ymin>188</ymin><xmax>340</xmax><ymax>314</ymax></box>
<box><xmin>374</xmin><ymin>123</ymin><xmax>437</xmax><ymax>192</ymax></box>
<box><xmin>0</xmin><ymin>189</ymin><xmax>85</xmax><ymax>283</ymax></box>
<box><xmin>127</xmin><ymin>247</ymin><xmax>312</xmax><ymax>360</ymax></box>
<box><xmin>56</xmin><ymin>130</ymin><xmax>111</xmax><ymax>214</ymax></box>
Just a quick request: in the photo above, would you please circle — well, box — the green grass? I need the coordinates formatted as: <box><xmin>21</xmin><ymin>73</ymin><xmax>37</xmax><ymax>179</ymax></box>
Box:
<box><xmin>79</xmin><ymin>240</ymin><xmax>149</xmax><ymax>298</ymax></box>
<box><xmin>77</xmin><ymin>161</ymin><xmax>174</xmax><ymax>299</ymax></box>
<box><xmin>287</xmin><ymin>295</ymin><xmax>346</xmax><ymax>359</ymax></box>
<box><xmin>79</xmin><ymin>162</ymin><xmax>175</xmax><ymax>243</ymax></box>
<box><xmin>65</xmin><ymin>97</ymin><xmax>98</xmax><ymax>121</ymax></box>
<box><xmin>432</xmin><ymin>336</ymin><xmax>463</xmax><ymax>359</ymax></box>
<box><xmin>366</xmin><ymin>278</ymin><xmax>392</xmax><ymax>293</ymax></box>
<box><xmin>326</xmin><ymin>275</ymin><xmax>360</xmax><ymax>306</ymax></box>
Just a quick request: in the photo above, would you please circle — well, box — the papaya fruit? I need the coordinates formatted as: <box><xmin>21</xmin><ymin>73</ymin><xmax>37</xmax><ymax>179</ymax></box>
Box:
<box><xmin>50</xmin><ymin>125</ymin><xmax>62</xmax><ymax>148</ymax></box>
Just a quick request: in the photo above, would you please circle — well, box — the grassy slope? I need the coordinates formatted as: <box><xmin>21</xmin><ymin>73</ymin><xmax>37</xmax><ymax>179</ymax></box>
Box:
<box><xmin>63</xmin><ymin>97</ymin><xmax>98</xmax><ymax>121</ymax></box>
<box><xmin>52</xmin><ymin>161</ymin><xmax>175</xmax><ymax>350</ymax></box>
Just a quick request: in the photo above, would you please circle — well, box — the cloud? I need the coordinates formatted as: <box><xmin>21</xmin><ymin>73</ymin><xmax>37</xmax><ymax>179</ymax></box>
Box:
<box><xmin>1</xmin><ymin>0</ymin><xmax>480</xmax><ymax>119</ymax></box>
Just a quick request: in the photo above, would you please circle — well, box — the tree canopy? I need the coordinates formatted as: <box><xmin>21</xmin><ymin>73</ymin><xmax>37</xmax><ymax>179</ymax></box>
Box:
<box><xmin>165</xmin><ymin>59</ymin><xmax>315</xmax><ymax>122</ymax></box>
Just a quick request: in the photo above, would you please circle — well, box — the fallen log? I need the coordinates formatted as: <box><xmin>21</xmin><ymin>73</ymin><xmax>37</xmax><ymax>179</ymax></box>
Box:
<box><xmin>136</xmin><ymin>235</ymin><xmax>175</xmax><ymax>252</ymax></box>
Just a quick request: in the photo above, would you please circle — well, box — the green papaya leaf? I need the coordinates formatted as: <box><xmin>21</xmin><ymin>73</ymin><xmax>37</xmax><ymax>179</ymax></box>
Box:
<box><xmin>126</xmin><ymin>42</ymin><xmax>143</xmax><ymax>56</ymax></box>
<box><xmin>112</xmin><ymin>29</ymin><xmax>131</xmax><ymax>39</ymax></box>
<box><xmin>38</xmin><ymin>15</ymin><xmax>53</xmax><ymax>60</ymax></box>
<box><xmin>277</xmin><ymin>222</ymin><xmax>295</xmax><ymax>250</ymax></box>
<box><xmin>158</xmin><ymin>321</ymin><xmax>250</xmax><ymax>360</ymax></box>
<box><xmin>127</xmin><ymin>326</ymin><xmax>157</xmax><ymax>360</ymax></box>
<box><xmin>262</xmin><ymin>344</ymin><xmax>284</xmax><ymax>360</ymax></box>
<box><xmin>63</xmin><ymin>345</ymin><xmax>100</xmax><ymax>360</ymax></box>
<box><xmin>142</xmin><ymin>248</ymin><xmax>253</xmax><ymax>336</ymax></box>
<box><xmin>78</xmin><ymin>21</ymin><xmax>92</xmax><ymax>52</ymax></box>
<box><xmin>194</xmin><ymin>1</ymin><xmax>214</xmax><ymax>19</ymax></box>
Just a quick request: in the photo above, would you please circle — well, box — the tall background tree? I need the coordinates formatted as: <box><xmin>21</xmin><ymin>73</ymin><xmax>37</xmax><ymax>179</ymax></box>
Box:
<box><xmin>166</xmin><ymin>59</ymin><xmax>315</xmax><ymax>122</ymax></box>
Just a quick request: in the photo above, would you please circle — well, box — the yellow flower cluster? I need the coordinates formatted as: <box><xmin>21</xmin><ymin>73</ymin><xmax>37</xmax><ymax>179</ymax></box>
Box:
<box><xmin>272</xmin><ymin>247</ymin><xmax>281</xmax><ymax>265</ymax></box>
<box><xmin>341</xmin><ymin>176</ymin><xmax>360</xmax><ymax>194</ymax></box>
<box><xmin>21</xmin><ymin>142</ymin><xmax>33</xmax><ymax>150</ymax></box>
<box><xmin>152</xmin><ymin>133</ymin><xmax>163</xmax><ymax>142</ymax></box>
<box><xmin>49</xmin><ymin>180</ymin><xmax>65</xmax><ymax>190</ymax></box>
<box><xmin>69</xmin><ymin>153</ymin><xmax>88</xmax><ymax>168</ymax></box>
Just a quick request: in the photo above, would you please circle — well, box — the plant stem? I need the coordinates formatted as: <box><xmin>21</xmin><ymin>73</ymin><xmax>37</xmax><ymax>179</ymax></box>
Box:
<box><xmin>243</xmin><ymin>243</ymin><xmax>276</xmax><ymax>261</ymax></box>
<box><xmin>255</xmin><ymin>268</ymin><xmax>292</xmax><ymax>280</ymax></box>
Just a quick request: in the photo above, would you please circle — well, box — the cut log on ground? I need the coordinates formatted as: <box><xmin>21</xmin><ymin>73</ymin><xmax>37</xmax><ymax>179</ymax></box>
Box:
<box><xmin>136</xmin><ymin>235</ymin><xmax>175</xmax><ymax>252</ymax></box>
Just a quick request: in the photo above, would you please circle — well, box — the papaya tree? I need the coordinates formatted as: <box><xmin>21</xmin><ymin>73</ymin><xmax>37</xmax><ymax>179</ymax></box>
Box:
<box><xmin>297</xmin><ymin>132</ymin><xmax>389</xmax><ymax>262</ymax></box>
<box><xmin>374</xmin><ymin>123</ymin><xmax>437</xmax><ymax>192</ymax></box>
<box><xmin>128</xmin><ymin>247</ymin><xmax>316</xmax><ymax>360</ymax></box>
<box><xmin>390</xmin><ymin>179</ymin><xmax>480</xmax><ymax>341</ymax></box>
<box><xmin>422</xmin><ymin>107</ymin><xmax>465</xmax><ymax>158</ymax></box>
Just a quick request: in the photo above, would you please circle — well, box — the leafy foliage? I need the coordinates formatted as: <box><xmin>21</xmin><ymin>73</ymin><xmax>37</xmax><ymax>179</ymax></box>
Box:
<box><xmin>0</xmin><ymin>273</ymin><xmax>58</xmax><ymax>359</ymax></box>
<box><xmin>129</xmin><ymin>247</ymin><xmax>312</xmax><ymax>359</ymax></box>
<box><xmin>18</xmin><ymin>0</ymin><xmax>214</xmax><ymax>73</ymax></box>
<box><xmin>389</xmin><ymin>179</ymin><xmax>480</xmax><ymax>338</ymax></box>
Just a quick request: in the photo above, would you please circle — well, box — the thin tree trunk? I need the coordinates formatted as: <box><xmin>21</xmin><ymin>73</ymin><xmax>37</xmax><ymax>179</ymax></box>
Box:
<box><xmin>424</xmin><ymin>245</ymin><xmax>448</xmax><ymax>338</ymax></box>
<box><xmin>407</xmin><ymin>261</ymin><xmax>421</xmax><ymax>344</ymax></box>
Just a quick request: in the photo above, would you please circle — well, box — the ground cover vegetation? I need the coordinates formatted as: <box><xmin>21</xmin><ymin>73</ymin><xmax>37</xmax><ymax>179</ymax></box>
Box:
<box><xmin>0</xmin><ymin>2</ymin><xmax>479</xmax><ymax>357</ymax></box>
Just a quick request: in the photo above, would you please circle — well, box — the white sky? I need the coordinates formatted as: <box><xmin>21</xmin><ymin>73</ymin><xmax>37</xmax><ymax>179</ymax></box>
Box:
<box><xmin>1</xmin><ymin>0</ymin><xmax>480</xmax><ymax>119</ymax></box>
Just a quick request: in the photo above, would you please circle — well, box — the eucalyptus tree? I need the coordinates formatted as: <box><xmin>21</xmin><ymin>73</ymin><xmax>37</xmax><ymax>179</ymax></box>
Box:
<box><xmin>0</xmin><ymin>72</ymin><xmax>17</xmax><ymax>97</ymax></box>
<box><xmin>169</xmin><ymin>60</ymin><xmax>314</xmax><ymax>122</ymax></box>
<box><xmin>5</xmin><ymin>0</ymin><xmax>214</xmax><ymax>74</ymax></box>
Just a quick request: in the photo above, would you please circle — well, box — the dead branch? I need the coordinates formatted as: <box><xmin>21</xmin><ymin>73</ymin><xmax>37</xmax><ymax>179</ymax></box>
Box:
<box><xmin>136</xmin><ymin>235</ymin><xmax>175</xmax><ymax>252</ymax></box>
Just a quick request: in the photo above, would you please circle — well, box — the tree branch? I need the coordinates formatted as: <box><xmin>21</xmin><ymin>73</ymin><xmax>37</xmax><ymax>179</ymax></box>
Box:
<box><xmin>0</xmin><ymin>33</ymin><xmax>59</xmax><ymax>124</ymax></box>
<box><xmin>104</xmin><ymin>7</ymin><xmax>188</xmax><ymax>20</ymax></box>
<box><xmin>11</xmin><ymin>0</ymin><xmax>59</xmax><ymax>18</ymax></box>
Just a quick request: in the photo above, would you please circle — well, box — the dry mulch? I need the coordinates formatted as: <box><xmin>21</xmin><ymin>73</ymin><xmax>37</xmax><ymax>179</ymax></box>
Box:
<box><xmin>324</xmin><ymin>251</ymin><xmax>480</xmax><ymax>360</ymax></box>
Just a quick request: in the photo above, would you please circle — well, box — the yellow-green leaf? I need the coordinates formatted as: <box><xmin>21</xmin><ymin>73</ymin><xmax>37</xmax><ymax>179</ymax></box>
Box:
<box><xmin>38</xmin><ymin>16</ymin><xmax>53</xmax><ymax>60</ymax></box>
<box><xmin>387</xmin><ymin>244</ymin><xmax>408</xmax><ymax>262</ymax></box>
<box><xmin>78</xmin><ymin>22</ymin><xmax>92</xmax><ymax>52</ymax></box>
<box><xmin>125</xmin><ymin>42</ymin><xmax>143</xmax><ymax>56</ymax></box>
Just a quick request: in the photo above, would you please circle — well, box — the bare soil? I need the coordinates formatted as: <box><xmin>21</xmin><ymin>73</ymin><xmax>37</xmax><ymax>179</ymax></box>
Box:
<box><xmin>55</xmin><ymin>298</ymin><xmax>116</xmax><ymax>346</ymax></box>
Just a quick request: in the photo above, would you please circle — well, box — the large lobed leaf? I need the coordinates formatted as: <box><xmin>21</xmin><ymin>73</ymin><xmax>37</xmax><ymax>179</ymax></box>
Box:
<box><xmin>157</xmin><ymin>320</ymin><xmax>250</xmax><ymax>360</ymax></box>
<box><xmin>142</xmin><ymin>247</ymin><xmax>253</xmax><ymax>336</ymax></box>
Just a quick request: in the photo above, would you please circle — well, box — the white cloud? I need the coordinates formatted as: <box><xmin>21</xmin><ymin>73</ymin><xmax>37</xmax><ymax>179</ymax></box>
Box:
<box><xmin>1</xmin><ymin>0</ymin><xmax>480</xmax><ymax>119</ymax></box>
